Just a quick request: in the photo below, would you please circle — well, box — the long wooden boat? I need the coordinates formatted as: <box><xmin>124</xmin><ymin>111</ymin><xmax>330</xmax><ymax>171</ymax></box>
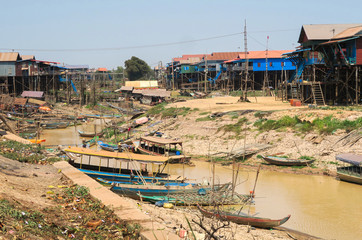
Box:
<box><xmin>97</xmin><ymin>141</ymin><xmax>118</xmax><ymax>152</ymax></box>
<box><xmin>133</xmin><ymin>136</ymin><xmax>191</xmax><ymax>163</ymax></box>
<box><xmin>197</xmin><ymin>205</ymin><xmax>290</xmax><ymax>228</ymax></box>
<box><xmin>336</xmin><ymin>153</ymin><xmax>362</xmax><ymax>185</ymax></box>
<box><xmin>138</xmin><ymin>190</ymin><xmax>250</xmax><ymax>206</ymax></box>
<box><xmin>41</xmin><ymin>121</ymin><xmax>69</xmax><ymax>129</ymax></box>
<box><xmin>78</xmin><ymin>130</ymin><xmax>104</xmax><ymax>137</ymax></box>
<box><xmin>78</xmin><ymin>169</ymin><xmax>182</xmax><ymax>184</ymax></box>
<box><xmin>108</xmin><ymin>179</ymin><xmax>229</xmax><ymax>199</ymax></box>
<box><xmin>262</xmin><ymin>155</ymin><xmax>315</xmax><ymax>166</ymax></box>
<box><xmin>63</xmin><ymin>146</ymin><xmax>186</xmax><ymax>183</ymax></box>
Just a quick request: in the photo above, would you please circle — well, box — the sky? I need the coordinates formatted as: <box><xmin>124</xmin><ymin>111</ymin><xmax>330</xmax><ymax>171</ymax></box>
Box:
<box><xmin>1</xmin><ymin>0</ymin><xmax>361</xmax><ymax>69</ymax></box>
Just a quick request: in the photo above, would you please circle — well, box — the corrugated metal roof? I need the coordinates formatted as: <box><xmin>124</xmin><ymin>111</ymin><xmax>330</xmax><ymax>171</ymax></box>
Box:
<box><xmin>132</xmin><ymin>89</ymin><xmax>143</xmax><ymax>94</ymax></box>
<box><xmin>97</xmin><ymin>67</ymin><xmax>108</xmax><ymax>72</ymax></box>
<box><xmin>224</xmin><ymin>50</ymin><xmax>293</xmax><ymax>63</ymax></box>
<box><xmin>336</xmin><ymin>153</ymin><xmax>362</xmax><ymax>166</ymax></box>
<box><xmin>142</xmin><ymin>89</ymin><xmax>171</xmax><ymax>97</ymax></box>
<box><xmin>21</xmin><ymin>91</ymin><xmax>44</xmax><ymax>98</ymax></box>
<box><xmin>0</xmin><ymin>52</ymin><xmax>20</xmax><ymax>62</ymax></box>
<box><xmin>21</xmin><ymin>55</ymin><xmax>35</xmax><ymax>60</ymax></box>
<box><xmin>332</xmin><ymin>26</ymin><xmax>362</xmax><ymax>39</ymax></box>
<box><xmin>207</xmin><ymin>52</ymin><xmax>244</xmax><ymax>61</ymax></box>
<box><xmin>120</xmin><ymin>86</ymin><xmax>134</xmax><ymax>91</ymax></box>
<box><xmin>300</xmin><ymin>24</ymin><xmax>362</xmax><ymax>42</ymax></box>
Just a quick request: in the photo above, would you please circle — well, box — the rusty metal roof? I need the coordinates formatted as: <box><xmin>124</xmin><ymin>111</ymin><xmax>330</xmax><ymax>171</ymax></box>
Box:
<box><xmin>120</xmin><ymin>86</ymin><xmax>134</xmax><ymax>91</ymax></box>
<box><xmin>142</xmin><ymin>89</ymin><xmax>171</xmax><ymax>97</ymax></box>
<box><xmin>13</xmin><ymin>98</ymin><xmax>27</xmax><ymax>106</ymax></box>
<box><xmin>21</xmin><ymin>91</ymin><xmax>44</xmax><ymax>98</ymax></box>
<box><xmin>299</xmin><ymin>24</ymin><xmax>362</xmax><ymax>42</ymax></box>
<box><xmin>0</xmin><ymin>52</ymin><xmax>20</xmax><ymax>62</ymax></box>
<box><xmin>207</xmin><ymin>52</ymin><xmax>244</xmax><ymax>61</ymax></box>
<box><xmin>332</xmin><ymin>26</ymin><xmax>362</xmax><ymax>39</ymax></box>
<box><xmin>21</xmin><ymin>55</ymin><xmax>35</xmax><ymax>60</ymax></box>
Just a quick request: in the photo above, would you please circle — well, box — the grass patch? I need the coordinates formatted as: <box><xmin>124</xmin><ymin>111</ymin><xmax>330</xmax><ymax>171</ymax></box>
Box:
<box><xmin>218</xmin><ymin>117</ymin><xmax>248</xmax><ymax>136</ymax></box>
<box><xmin>199</xmin><ymin>111</ymin><xmax>211</xmax><ymax>115</ymax></box>
<box><xmin>254</xmin><ymin>115</ymin><xmax>362</xmax><ymax>134</ymax></box>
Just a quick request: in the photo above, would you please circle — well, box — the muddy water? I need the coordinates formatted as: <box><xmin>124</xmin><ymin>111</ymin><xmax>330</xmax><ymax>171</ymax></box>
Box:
<box><xmin>167</xmin><ymin>161</ymin><xmax>362</xmax><ymax>240</ymax></box>
<box><xmin>40</xmin><ymin>128</ymin><xmax>361</xmax><ymax>240</ymax></box>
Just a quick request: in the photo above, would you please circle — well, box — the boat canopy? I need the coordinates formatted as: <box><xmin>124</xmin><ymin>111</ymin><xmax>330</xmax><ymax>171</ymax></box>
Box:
<box><xmin>64</xmin><ymin>147</ymin><xmax>168</xmax><ymax>165</ymax></box>
<box><xmin>336</xmin><ymin>153</ymin><xmax>362</xmax><ymax>166</ymax></box>
<box><xmin>140</xmin><ymin>136</ymin><xmax>183</xmax><ymax>145</ymax></box>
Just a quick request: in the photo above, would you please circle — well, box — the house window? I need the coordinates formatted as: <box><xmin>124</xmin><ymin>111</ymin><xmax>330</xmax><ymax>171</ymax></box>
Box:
<box><xmin>258</xmin><ymin>63</ymin><xmax>261</xmax><ymax>67</ymax></box>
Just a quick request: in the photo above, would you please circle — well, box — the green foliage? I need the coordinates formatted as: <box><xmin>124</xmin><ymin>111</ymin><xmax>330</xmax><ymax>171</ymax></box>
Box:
<box><xmin>254</xmin><ymin>115</ymin><xmax>362</xmax><ymax>134</ymax></box>
<box><xmin>199</xmin><ymin>111</ymin><xmax>211</xmax><ymax>115</ymax></box>
<box><xmin>146</xmin><ymin>103</ymin><xmax>191</xmax><ymax>118</ymax></box>
<box><xmin>124</xmin><ymin>56</ymin><xmax>153</xmax><ymax>80</ymax></box>
<box><xmin>218</xmin><ymin>117</ymin><xmax>248</xmax><ymax>135</ymax></box>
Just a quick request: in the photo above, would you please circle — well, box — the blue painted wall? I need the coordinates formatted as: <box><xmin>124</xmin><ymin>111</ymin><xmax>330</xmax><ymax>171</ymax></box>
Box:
<box><xmin>252</xmin><ymin>58</ymin><xmax>295</xmax><ymax>71</ymax></box>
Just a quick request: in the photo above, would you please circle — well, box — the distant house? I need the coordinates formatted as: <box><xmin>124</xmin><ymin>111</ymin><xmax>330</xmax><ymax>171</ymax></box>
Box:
<box><xmin>0</xmin><ymin>52</ymin><xmax>21</xmax><ymax>76</ymax></box>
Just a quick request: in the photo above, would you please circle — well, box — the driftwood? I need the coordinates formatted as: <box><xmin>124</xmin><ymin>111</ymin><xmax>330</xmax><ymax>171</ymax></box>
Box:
<box><xmin>335</xmin><ymin>128</ymin><xmax>362</xmax><ymax>147</ymax></box>
<box><xmin>212</xmin><ymin>143</ymin><xmax>272</xmax><ymax>159</ymax></box>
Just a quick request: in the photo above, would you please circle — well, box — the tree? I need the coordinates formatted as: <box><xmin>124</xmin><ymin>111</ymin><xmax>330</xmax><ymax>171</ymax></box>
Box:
<box><xmin>114</xmin><ymin>66</ymin><xmax>127</xmax><ymax>78</ymax></box>
<box><xmin>124</xmin><ymin>56</ymin><xmax>152</xmax><ymax>81</ymax></box>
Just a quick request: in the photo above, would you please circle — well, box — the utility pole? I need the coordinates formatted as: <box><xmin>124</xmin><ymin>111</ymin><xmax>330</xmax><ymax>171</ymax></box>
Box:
<box><xmin>204</xmin><ymin>55</ymin><xmax>208</xmax><ymax>93</ymax></box>
<box><xmin>171</xmin><ymin>58</ymin><xmax>174</xmax><ymax>90</ymax></box>
<box><xmin>263</xmin><ymin>36</ymin><xmax>269</xmax><ymax>95</ymax></box>
<box><xmin>242</xmin><ymin>20</ymin><xmax>249</xmax><ymax>101</ymax></box>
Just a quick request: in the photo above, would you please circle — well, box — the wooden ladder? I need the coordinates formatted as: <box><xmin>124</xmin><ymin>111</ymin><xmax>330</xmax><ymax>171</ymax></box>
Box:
<box><xmin>291</xmin><ymin>84</ymin><xmax>299</xmax><ymax>99</ymax></box>
<box><xmin>311</xmin><ymin>82</ymin><xmax>325</xmax><ymax>105</ymax></box>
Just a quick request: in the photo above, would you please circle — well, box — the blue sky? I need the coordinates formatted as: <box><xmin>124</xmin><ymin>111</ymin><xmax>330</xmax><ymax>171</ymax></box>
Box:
<box><xmin>1</xmin><ymin>0</ymin><xmax>361</xmax><ymax>69</ymax></box>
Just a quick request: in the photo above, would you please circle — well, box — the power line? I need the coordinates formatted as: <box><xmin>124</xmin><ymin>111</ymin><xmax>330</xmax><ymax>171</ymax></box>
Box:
<box><xmin>0</xmin><ymin>28</ymin><xmax>298</xmax><ymax>53</ymax></box>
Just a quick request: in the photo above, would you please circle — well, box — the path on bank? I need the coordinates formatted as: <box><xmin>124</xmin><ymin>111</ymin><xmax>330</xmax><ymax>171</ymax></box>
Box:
<box><xmin>53</xmin><ymin>161</ymin><xmax>178</xmax><ymax>240</ymax></box>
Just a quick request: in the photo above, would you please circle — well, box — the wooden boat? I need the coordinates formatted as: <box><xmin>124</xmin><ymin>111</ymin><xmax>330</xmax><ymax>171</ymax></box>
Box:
<box><xmin>336</xmin><ymin>153</ymin><xmax>362</xmax><ymax>185</ymax></box>
<box><xmin>133</xmin><ymin>136</ymin><xmax>191</xmax><ymax>163</ymax></box>
<box><xmin>107</xmin><ymin>179</ymin><xmax>229</xmax><ymax>199</ymax></box>
<box><xmin>97</xmin><ymin>141</ymin><xmax>118</xmax><ymax>152</ymax></box>
<box><xmin>41</xmin><ymin>121</ymin><xmax>69</xmax><ymax>129</ymax></box>
<box><xmin>197</xmin><ymin>205</ymin><xmax>290</xmax><ymax>228</ymax></box>
<box><xmin>63</xmin><ymin>146</ymin><xmax>186</xmax><ymax>183</ymax></box>
<box><xmin>78</xmin><ymin>130</ymin><xmax>104</xmax><ymax>137</ymax></box>
<box><xmin>262</xmin><ymin>155</ymin><xmax>315</xmax><ymax>166</ymax></box>
<box><xmin>138</xmin><ymin>190</ymin><xmax>251</xmax><ymax>206</ymax></box>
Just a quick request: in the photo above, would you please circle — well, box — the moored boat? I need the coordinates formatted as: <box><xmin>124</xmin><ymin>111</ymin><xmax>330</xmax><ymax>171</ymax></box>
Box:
<box><xmin>335</xmin><ymin>153</ymin><xmax>362</xmax><ymax>185</ymax></box>
<box><xmin>97</xmin><ymin>141</ymin><xmax>118</xmax><ymax>152</ymax></box>
<box><xmin>262</xmin><ymin>155</ymin><xmax>315</xmax><ymax>166</ymax></box>
<box><xmin>63</xmin><ymin>146</ymin><xmax>186</xmax><ymax>184</ymax></box>
<box><xmin>197</xmin><ymin>205</ymin><xmax>290</xmax><ymax>228</ymax></box>
<box><xmin>78</xmin><ymin>130</ymin><xmax>104</xmax><ymax>137</ymax></box>
<box><xmin>133</xmin><ymin>136</ymin><xmax>191</xmax><ymax>163</ymax></box>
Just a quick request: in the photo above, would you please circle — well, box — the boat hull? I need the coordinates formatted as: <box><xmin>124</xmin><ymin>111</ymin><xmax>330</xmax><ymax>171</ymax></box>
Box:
<box><xmin>263</xmin><ymin>156</ymin><xmax>314</xmax><ymax>166</ymax></box>
<box><xmin>198</xmin><ymin>205</ymin><xmax>290</xmax><ymax>228</ymax></box>
<box><xmin>337</xmin><ymin>166</ymin><xmax>362</xmax><ymax>185</ymax></box>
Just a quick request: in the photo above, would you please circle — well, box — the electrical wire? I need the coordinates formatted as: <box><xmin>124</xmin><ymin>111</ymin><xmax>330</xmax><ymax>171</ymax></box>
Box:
<box><xmin>0</xmin><ymin>28</ymin><xmax>298</xmax><ymax>53</ymax></box>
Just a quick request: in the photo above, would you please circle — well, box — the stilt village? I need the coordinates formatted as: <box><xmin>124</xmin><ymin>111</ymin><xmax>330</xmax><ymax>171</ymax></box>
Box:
<box><xmin>0</xmin><ymin>24</ymin><xmax>361</xmax><ymax>240</ymax></box>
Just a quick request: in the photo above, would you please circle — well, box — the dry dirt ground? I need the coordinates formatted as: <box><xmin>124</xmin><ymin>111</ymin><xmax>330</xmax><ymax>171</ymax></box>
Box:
<box><xmin>139</xmin><ymin>96</ymin><xmax>362</xmax><ymax>176</ymax></box>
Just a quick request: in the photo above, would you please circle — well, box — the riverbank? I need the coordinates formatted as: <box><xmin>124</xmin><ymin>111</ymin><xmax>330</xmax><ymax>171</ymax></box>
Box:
<box><xmin>135</xmin><ymin>96</ymin><xmax>362</xmax><ymax>177</ymax></box>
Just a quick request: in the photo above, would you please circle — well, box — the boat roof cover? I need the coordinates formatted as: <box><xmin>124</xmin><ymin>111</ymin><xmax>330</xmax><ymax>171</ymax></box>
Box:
<box><xmin>336</xmin><ymin>153</ymin><xmax>362</xmax><ymax>166</ymax></box>
<box><xmin>140</xmin><ymin>136</ymin><xmax>183</xmax><ymax>145</ymax></box>
<box><xmin>64</xmin><ymin>146</ymin><xmax>168</xmax><ymax>164</ymax></box>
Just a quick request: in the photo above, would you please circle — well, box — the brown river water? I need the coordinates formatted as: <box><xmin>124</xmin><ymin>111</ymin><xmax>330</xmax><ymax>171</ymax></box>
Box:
<box><xmin>41</xmin><ymin>124</ymin><xmax>362</xmax><ymax>240</ymax></box>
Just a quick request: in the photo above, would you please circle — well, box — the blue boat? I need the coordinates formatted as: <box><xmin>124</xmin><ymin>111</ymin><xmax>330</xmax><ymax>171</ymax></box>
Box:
<box><xmin>64</xmin><ymin>146</ymin><xmax>187</xmax><ymax>183</ymax></box>
<box><xmin>97</xmin><ymin>141</ymin><xmax>118</xmax><ymax>152</ymax></box>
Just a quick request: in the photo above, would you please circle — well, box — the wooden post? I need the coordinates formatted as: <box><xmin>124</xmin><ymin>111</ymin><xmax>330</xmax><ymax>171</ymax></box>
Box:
<box><xmin>356</xmin><ymin>66</ymin><xmax>359</xmax><ymax>105</ymax></box>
